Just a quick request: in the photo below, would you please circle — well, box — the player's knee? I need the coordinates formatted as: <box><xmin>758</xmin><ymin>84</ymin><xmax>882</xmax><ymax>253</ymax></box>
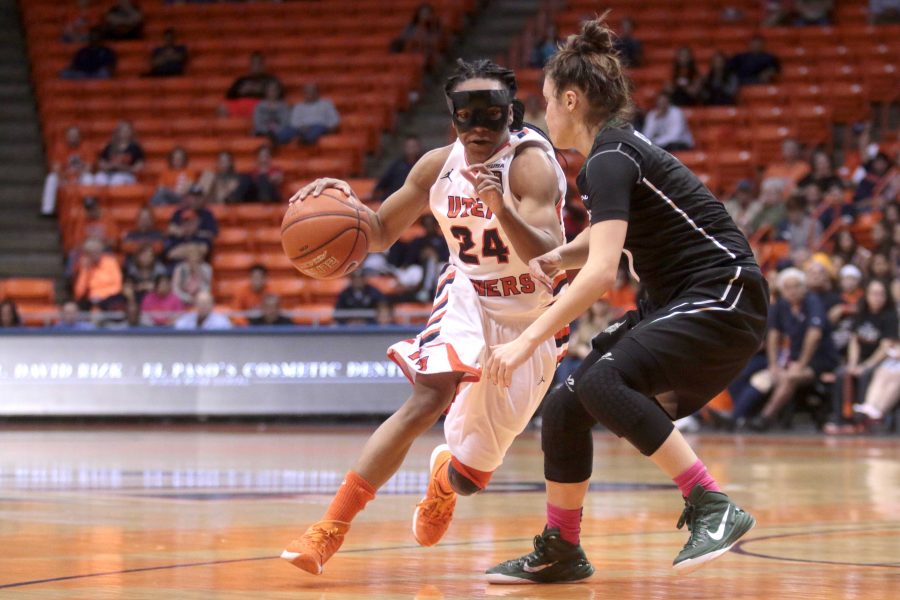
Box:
<box><xmin>448</xmin><ymin>462</ymin><xmax>485</xmax><ymax>496</ymax></box>
<box><xmin>541</xmin><ymin>383</ymin><xmax>595</xmax><ymax>483</ymax></box>
<box><xmin>542</xmin><ymin>383</ymin><xmax>593</xmax><ymax>437</ymax></box>
<box><xmin>574</xmin><ymin>362</ymin><xmax>672</xmax><ymax>456</ymax></box>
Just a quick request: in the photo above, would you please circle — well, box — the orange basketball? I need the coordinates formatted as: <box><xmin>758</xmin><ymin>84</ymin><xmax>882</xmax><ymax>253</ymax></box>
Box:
<box><xmin>281</xmin><ymin>188</ymin><xmax>371</xmax><ymax>279</ymax></box>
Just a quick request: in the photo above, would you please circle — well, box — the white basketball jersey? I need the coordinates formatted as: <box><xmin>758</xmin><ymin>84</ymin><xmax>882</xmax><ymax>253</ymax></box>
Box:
<box><xmin>429</xmin><ymin>128</ymin><xmax>568</xmax><ymax>319</ymax></box>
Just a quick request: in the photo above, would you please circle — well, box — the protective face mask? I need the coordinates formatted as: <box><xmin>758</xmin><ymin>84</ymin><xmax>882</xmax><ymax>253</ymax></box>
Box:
<box><xmin>447</xmin><ymin>89</ymin><xmax>511</xmax><ymax>132</ymax></box>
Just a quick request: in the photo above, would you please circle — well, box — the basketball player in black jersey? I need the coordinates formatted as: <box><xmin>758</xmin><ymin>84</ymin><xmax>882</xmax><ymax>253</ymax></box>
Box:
<box><xmin>483</xmin><ymin>15</ymin><xmax>768</xmax><ymax>583</ymax></box>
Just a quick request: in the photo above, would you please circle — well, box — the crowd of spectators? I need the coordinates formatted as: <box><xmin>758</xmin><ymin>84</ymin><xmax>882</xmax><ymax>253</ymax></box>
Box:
<box><xmin>9</xmin><ymin>2</ymin><xmax>900</xmax><ymax>433</ymax></box>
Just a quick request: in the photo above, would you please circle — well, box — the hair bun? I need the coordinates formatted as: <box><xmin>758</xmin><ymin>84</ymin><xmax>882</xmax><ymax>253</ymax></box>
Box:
<box><xmin>572</xmin><ymin>16</ymin><xmax>616</xmax><ymax>55</ymax></box>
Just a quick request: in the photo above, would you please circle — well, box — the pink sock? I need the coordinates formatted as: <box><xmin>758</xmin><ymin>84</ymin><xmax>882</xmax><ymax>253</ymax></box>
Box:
<box><xmin>673</xmin><ymin>459</ymin><xmax>721</xmax><ymax>497</ymax></box>
<box><xmin>546</xmin><ymin>502</ymin><xmax>582</xmax><ymax>545</ymax></box>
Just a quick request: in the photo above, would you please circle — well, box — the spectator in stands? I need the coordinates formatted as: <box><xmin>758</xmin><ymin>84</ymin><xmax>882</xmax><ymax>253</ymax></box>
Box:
<box><xmin>42</xmin><ymin>125</ymin><xmax>95</xmax><ymax>215</ymax></box>
<box><xmin>854</xmin><ymin>152</ymin><xmax>894</xmax><ymax>207</ymax></box>
<box><xmin>748</xmin><ymin>179</ymin><xmax>789</xmax><ymax>237</ymax></box>
<box><xmin>95</xmin><ymin>121</ymin><xmax>145</xmax><ymax>186</ymax></box>
<box><xmin>174</xmin><ymin>290</ymin><xmax>232</xmax><ymax>330</ymax></box>
<box><xmin>613</xmin><ymin>17</ymin><xmax>642</xmax><ymax>67</ymax></box>
<box><xmin>77</xmin><ymin>197</ymin><xmax>117</xmax><ymax>251</ymax></box>
<box><xmin>833</xmin><ymin>229</ymin><xmax>870</xmax><ymax>271</ymax></box>
<box><xmin>253</xmin><ymin>80</ymin><xmax>291</xmax><ymax>141</ymax></box>
<box><xmin>853</xmin><ymin>340</ymin><xmax>900</xmax><ymax>424</ymax></box>
<box><xmin>724</xmin><ymin>179</ymin><xmax>756</xmax><ymax>233</ymax></box>
<box><xmin>55</xmin><ymin>301</ymin><xmax>95</xmax><ymax>330</ymax></box>
<box><xmin>284</xmin><ymin>84</ymin><xmax>341</xmax><ymax>145</ymax></box>
<box><xmin>63</xmin><ymin>0</ymin><xmax>97</xmax><ymax>44</ymax></box>
<box><xmin>555</xmin><ymin>299</ymin><xmax>612</xmax><ymax>385</ymax></box>
<box><xmin>151</xmin><ymin>146</ymin><xmax>196</xmax><ymax>205</ymax></box>
<box><xmin>73</xmin><ymin>238</ymin><xmax>124</xmax><ymax>310</ymax></box>
<box><xmin>373</xmin><ymin>136</ymin><xmax>423</xmax><ymax>202</ymax></box>
<box><xmin>792</xmin><ymin>0</ymin><xmax>834</xmax><ymax>26</ymax></box>
<box><xmin>762</xmin><ymin>139</ymin><xmax>810</xmax><ymax>193</ymax></box>
<box><xmin>700</xmin><ymin>51</ymin><xmax>738</xmax><ymax>106</ymax></box>
<box><xmin>335</xmin><ymin>270</ymin><xmax>383</xmax><ymax>325</ymax></box>
<box><xmin>868</xmin><ymin>251</ymin><xmax>894</xmax><ymax>285</ymax></box>
<box><xmin>237</xmin><ymin>145</ymin><xmax>283</xmax><ymax>203</ymax></box>
<box><xmin>727</xmin><ymin>35</ymin><xmax>780</xmax><ymax>85</ymax></box>
<box><xmin>60</xmin><ymin>27</ymin><xmax>116</xmax><ymax>79</ymax></box>
<box><xmin>641</xmin><ymin>92</ymin><xmax>693</xmax><ymax>152</ymax></box>
<box><xmin>870</xmin><ymin>0</ymin><xmax>900</xmax><ymax>24</ymax></box>
<box><xmin>146</xmin><ymin>27</ymin><xmax>187</xmax><ymax>77</ymax></box>
<box><xmin>776</xmin><ymin>195</ymin><xmax>822</xmax><ymax>253</ymax></box>
<box><xmin>806</xmin><ymin>253</ymin><xmax>840</xmax><ymax>306</ymax></box>
<box><xmin>123</xmin><ymin>206</ymin><xmax>165</xmax><ymax>251</ymax></box>
<box><xmin>172</xmin><ymin>244</ymin><xmax>212</xmax><ymax>305</ymax></box>
<box><xmin>0</xmin><ymin>299</ymin><xmax>22</xmax><ymax>328</ymax></box>
<box><xmin>103</xmin><ymin>300</ymin><xmax>144</xmax><ymax>329</ymax></box>
<box><xmin>166</xmin><ymin>204</ymin><xmax>217</xmax><ymax>263</ymax></box>
<box><xmin>829</xmin><ymin>264</ymin><xmax>865</xmax><ymax>354</ymax></box>
<box><xmin>200</xmin><ymin>152</ymin><xmax>243</xmax><ymax>204</ymax></box>
<box><xmin>124</xmin><ymin>244</ymin><xmax>167</xmax><ymax>305</ymax></box>
<box><xmin>249</xmin><ymin>294</ymin><xmax>294</xmax><ymax>326</ymax></box>
<box><xmin>170</xmin><ymin>187</ymin><xmax>219</xmax><ymax>245</ymax></box>
<box><xmin>749</xmin><ymin>267</ymin><xmax>840</xmax><ymax>431</ymax></box>
<box><xmin>529</xmin><ymin>24</ymin><xmax>562</xmax><ymax>68</ymax></box>
<box><xmin>233</xmin><ymin>264</ymin><xmax>270</xmax><ymax>311</ymax></box>
<box><xmin>799</xmin><ymin>150</ymin><xmax>842</xmax><ymax>193</ymax></box>
<box><xmin>224</xmin><ymin>52</ymin><xmax>282</xmax><ymax>117</ymax></box>
<box><xmin>100</xmin><ymin>0</ymin><xmax>143</xmax><ymax>40</ymax></box>
<box><xmin>391</xmin><ymin>3</ymin><xmax>444</xmax><ymax>72</ymax></box>
<box><xmin>140</xmin><ymin>274</ymin><xmax>184</xmax><ymax>326</ymax></box>
<box><xmin>825</xmin><ymin>279</ymin><xmax>896</xmax><ymax>433</ymax></box>
<box><xmin>375</xmin><ymin>301</ymin><xmax>395</xmax><ymax>326</ymax></box>
<box><xmin>668</xmin><ymin>47</ymin><xmax>702</xmax><ymax>106</ymax></box>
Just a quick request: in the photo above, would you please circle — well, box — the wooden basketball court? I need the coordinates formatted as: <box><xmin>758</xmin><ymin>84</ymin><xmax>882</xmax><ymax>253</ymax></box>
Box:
<box><xmin>1</xmin><ymin>425</ymin><xmax>897</xmax><ymax>598</ymax></box>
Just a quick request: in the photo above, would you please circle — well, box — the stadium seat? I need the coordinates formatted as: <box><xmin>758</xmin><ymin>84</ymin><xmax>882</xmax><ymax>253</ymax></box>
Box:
<box><xmin>2</xmin><ymin>278</ymin><xmax>55</xmax><ymax>304</ymax></box>
<box><xmin>307</xmin><ymin>278</ymin><xmax>349</xmax><ymax>303</ymax></box>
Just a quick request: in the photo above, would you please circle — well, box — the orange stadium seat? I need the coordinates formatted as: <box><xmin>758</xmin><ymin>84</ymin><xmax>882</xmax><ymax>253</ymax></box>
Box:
<box><xmin>2</xmin><ymin>278</ymin><xmax>55</xmax><ymax>304</ymax></box>
<box><xmin>255</xmin><ymin>252</ymin><xmax>295</xmax><ymax>275</ymax></box>
<box><xmin>216</xmin><ymin>228</ymin><xmax>252</xmax><ymax>253</ymax></box>
<box><xmin>307</xmin><ymin>278</ymin><xmax>349</xmax><ymax>303</ymax></box>
<box><xmin>292</xmin><ymin>303</ymin><xmax>334</xmax><ymax>326</ymax></box>
<box><xmin>252</xmin><ymin>227</ymin><xmax>284</xmax><ymax>254</ymax></box>
<box><xmin>267</xmin><ymin>277</ymin><xmax>312</xmax><ymax>307</ymax></box>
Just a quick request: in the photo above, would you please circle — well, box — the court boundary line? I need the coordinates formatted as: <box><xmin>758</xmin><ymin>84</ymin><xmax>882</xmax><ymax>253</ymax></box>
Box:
<box><xmin>4</xmin><ymin>524</ymin><xmax>899</xmax><ymax>589</ymax></box>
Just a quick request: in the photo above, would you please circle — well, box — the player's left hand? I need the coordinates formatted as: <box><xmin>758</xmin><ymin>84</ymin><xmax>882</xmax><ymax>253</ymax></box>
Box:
<box><xmin>461</xmin><ymin>164</ymin><xmax>506</xmax><ymax>215</ymax></box>
<box><xmin>486</xmin><ymin>337</ymin><xmax>537</xmax><ymax>388</ymax></box>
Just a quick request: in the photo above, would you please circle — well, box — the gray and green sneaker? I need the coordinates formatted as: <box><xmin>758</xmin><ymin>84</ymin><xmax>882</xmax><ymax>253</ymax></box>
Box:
<box><xmin>672</xmin><ymin>484</ymin><xmax>756</xmax><ymax>574</ymax></box>
<box><xmin>485</xmin><ymin>527</ymin><xmax>595</xmax><ymax>584</ymax></box>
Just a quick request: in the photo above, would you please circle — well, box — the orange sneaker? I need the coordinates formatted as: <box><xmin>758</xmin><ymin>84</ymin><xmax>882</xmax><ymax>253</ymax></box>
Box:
<box><xmin>280</xmin><ymin>520</ymin><xmax>349</xmax><ymax>575</ymax></box>
<box><xmin>413</xmin><ymin>444</ymin><xmax>456</xmax><ymax>547</ymax></box>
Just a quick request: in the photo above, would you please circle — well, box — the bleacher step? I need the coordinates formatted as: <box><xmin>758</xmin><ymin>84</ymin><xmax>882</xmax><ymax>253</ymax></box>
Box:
<box><xmin>0</xmin><ymin>253</ymin><xmax>64</xmax><ymax>279</ymax></box>
<box><xmin>0</xmin><ymin>162</ymin><xmax>46</xmax><ymax>182</ymax></box>
<box><xmin>0</xmin><ymin>231</ymin><xmax>60</xmax><ymax>252</ymax></box>
<box><xmin>0</xmin><ymin>183</ymin><xmax>45</xmax><ymax>204</ymax></box>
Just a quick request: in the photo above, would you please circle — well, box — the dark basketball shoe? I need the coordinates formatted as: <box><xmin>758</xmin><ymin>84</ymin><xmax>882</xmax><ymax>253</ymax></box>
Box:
<box><xmin>485</xmin><ymin>527</ymin><xmax>595</xmax><ymax>584</ymax></box>
<box><xmin>672</xmin><ymin>485</ymin><xmax>756</xmax><ymax>574</ymax></box>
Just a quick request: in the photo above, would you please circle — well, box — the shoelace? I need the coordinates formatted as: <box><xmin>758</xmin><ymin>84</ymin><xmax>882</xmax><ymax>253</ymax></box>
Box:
<box><xmin>676</xmin><ymin>499</ymin><xmax>695</xmax><ymax>532</ymax></box>
<box><xmin>416</xmin><ymin>493</ymin><xmax>454</xmax><ymax>519</ymax></box>
<box><xmin>521</xmin><ymin>533</ymin><xmax>549</xmax><ymax>564</ymax></box>
<box><xmin>306</xmin><ymin>525</ymin><xmax>342</xmax><ymax>550</ymax></box>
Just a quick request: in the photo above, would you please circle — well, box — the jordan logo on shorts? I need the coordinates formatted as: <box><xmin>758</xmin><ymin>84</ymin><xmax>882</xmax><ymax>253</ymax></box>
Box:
<box><xmin>603</xmin><ymin>321</ymin><xmax>625</xmax><ymax>334</ymax></box>
<box><xmin>600</xmin><ymin>352</ymin><xmax>614</xmax><ymax>361</ymax></box>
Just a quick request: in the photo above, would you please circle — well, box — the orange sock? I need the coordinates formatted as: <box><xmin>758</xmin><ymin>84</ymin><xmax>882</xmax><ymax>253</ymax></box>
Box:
<box><xmin>323</xmin><ymin>471</ymin><xmax>376</xmax><ymax>523</ymax></box>
<box><xmin>442</xmin><ymin>456</ymin><xmax>493</xmax><ymax>493</ymax></box>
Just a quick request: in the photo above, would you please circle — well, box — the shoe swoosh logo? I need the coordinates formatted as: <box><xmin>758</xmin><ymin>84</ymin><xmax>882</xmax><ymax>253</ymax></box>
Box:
<box><xmin>708</xmin><ymin>506</ymin><xmax>730</xmax><ymax>541</ymax></box>
<box><xmin>522</xmin><ymin>561</ymin><xmax>556</xmax><ymax>573</ymax></box>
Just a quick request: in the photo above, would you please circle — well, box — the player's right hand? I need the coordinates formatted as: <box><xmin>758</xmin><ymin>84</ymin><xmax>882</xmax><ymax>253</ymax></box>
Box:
<box><xmin>290</xmin><ymin>178</ymin><xmax>358</xmax><ymax>204</ymax></box>
<box><xmin>528</xmin><ymin>250</ymin><xmax>562</xmax><ymax>291</ymax></box>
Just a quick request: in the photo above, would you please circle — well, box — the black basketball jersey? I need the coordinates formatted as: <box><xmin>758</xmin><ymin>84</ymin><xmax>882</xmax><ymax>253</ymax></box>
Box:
<box><xmin>576</xmin><ymin>125</ymin><xmax>757</xmax><ymax>307</ymax></box>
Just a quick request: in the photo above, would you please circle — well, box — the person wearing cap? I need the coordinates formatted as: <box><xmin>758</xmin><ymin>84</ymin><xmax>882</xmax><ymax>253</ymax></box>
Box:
<box><xmin>172</xmin><ymin>185</ymin><xmax>217</xmax><ymax>237</ymax></box>
<box><xmin>828</xmin><ymin>263</ymin><xmax>865</xmax><ymax>361</ymax></box>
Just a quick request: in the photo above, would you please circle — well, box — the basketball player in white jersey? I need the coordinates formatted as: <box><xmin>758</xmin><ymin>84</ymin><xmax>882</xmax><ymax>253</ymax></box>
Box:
<box><xmin>280</xmin><ymin>59</ymin><xmax>569</xmax><ymax>576</ymax></box>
